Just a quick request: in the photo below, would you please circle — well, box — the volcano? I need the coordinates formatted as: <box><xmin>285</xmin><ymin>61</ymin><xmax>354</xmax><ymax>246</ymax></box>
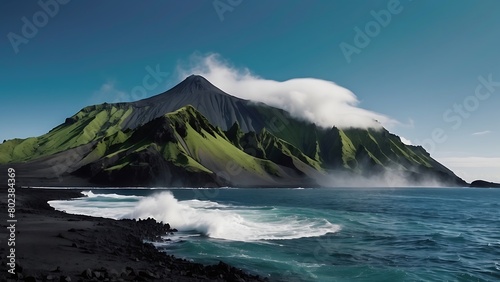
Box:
<box><xmin>0</xmin><ymin>75</ymin><xmax>466</xmax><ymax>187</ymax></box>
<box><xmin>122</xmin><ymin>74</ymin><xmax>283</xmax><ymax>133</ymax></box>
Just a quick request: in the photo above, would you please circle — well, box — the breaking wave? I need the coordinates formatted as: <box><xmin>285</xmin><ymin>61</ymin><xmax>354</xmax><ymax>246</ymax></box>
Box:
<box><xmin>49</xmin><ymin>191</ymin><xmax>340</xmax><ymax>241</ymax></box>
<box><xmin>126</xmin><ymin>192</ymin><xmax>340</xmax><ymax>241</ymax></box>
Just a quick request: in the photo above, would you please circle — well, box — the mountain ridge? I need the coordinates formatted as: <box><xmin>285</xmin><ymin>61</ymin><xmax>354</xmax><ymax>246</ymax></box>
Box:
<box><xmin>120</xmin><ymin>74</ymin><xmax>267</xmax><ymax>133</ymax></box>
<box><xmin>469</xmin><ymin>180</ymin><xmax>500</xmax><ymax>188</ymax></box>
<box><xmin>0</xmin><ymin>75</ymin><xmax>467</xmax><ymax>187</ymax></box>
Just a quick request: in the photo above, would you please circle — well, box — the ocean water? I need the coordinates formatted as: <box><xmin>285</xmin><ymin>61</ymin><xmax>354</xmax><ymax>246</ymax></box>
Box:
<box><xmin>49</xmin><ymin>187</ymin><xmax>500</xmax><ymax>282</ymax></box>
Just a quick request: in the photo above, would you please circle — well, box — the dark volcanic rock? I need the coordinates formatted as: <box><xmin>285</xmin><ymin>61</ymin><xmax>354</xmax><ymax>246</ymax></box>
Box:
<box><xmin>125</xmin><ymin>75</ymin><xmax>270</xmax><ymax>133</ymax></box>
<box><xmin>470</xmin><ymin>180</ymin><xmax>500</xmax><ymax>188</ymax></box>
<box><xmin>0</xmin><ymin>188</ymin><xmax>267</xmax><ymax>282</ymax></box>
<box><xmin>0</xmin><ymin>75</ymin><xmax>467</xmax><ymax>188</ymax></box>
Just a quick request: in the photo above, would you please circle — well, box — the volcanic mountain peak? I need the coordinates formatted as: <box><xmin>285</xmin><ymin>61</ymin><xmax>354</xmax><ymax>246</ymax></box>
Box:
<box><xmin>122</xmin><ymin>74</ymin><xmax>263</xmax><ymax>132</ymax></box>
<box><xmin>183</xmin><ymin>74</ymin><xmax>221</xmax><ymax>91</ymax></box>
<box><xmin>171</xmin><ymin>74</ymin><xmax>225</xmax><ymax>94</ymax></box>
<box><xmin>136</xmin><ymin>74</ymin><xmax>234</xmax><ymax>107</ymax></box>
<box><xmin>0</xmin><ymin>73</ymin><xmax>467</xmax><ymax>187</ymax></box>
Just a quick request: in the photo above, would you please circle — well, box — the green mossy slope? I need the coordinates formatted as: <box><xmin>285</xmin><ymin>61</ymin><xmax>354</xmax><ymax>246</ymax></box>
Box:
<box><xmin>0</xmin><ymin>76</ymin><xmax>465</xmax><ymax>187</ymax></box>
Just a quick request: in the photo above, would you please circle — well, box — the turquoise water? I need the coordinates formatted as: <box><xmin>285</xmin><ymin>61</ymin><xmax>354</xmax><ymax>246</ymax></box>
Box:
<box><xmin>49</xmin><ymin>188</ymin><xmax>500</xmax><ymax>281</ymax></box>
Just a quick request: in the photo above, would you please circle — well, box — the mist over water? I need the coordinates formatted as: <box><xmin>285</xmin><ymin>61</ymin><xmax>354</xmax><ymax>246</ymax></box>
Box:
<box><xmin>49</xmin><ymin>188</ymin><xmax>500</xmax><ymax>282</ymax></box>
<box><xmin>322</xmin><ymin>168</ymin><xmax>447</xmax><ymax>188</ymax></box>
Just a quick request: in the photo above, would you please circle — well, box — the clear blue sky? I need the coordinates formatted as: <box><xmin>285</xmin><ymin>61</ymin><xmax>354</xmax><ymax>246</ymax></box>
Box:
<box><xmin>1</xmin><ymin>0</ymin><xmax>499</xmax><ymax>182</ymax></box>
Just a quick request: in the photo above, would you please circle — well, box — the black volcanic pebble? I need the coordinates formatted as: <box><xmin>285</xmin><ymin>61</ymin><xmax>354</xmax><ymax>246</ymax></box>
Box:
<box><xmin>81</xmin><ymin>268</ymin><xmax>92</xmax><ymax>279</ymax></box>
<box><xmin>8</xmin><ymin>189</ymin><xmax>268</xmax><ymax>282</ymax></box>
<box><xmin>59</xmin><ymin>276</ymin><xmax>71</xmax><ymax>282</ymax></box>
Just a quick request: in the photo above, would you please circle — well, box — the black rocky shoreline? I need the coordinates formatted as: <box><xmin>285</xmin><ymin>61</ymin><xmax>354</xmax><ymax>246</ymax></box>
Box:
<box><xmin>0</xmin><ymin>188</ymin><xmax>268</xmax><ymax>282</ymax></box>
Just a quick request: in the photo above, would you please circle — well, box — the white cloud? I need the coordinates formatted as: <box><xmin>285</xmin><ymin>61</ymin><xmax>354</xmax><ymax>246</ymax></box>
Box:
<box><xmin>472</xmin><ymin>130</ymin><xmax>492</xmax><ymax>136</ymax></box>
<box><xmin>398</xmin><ymin>118</ymin><xmax>415</xmax><ymax>129</ymax></box>
<box><xmin>91</xmin><ymin>81</ymin><xmax>129</xmax><ymax>104</ymax></box>
<box><xmin>176</xmin><ymin>53</ymin><xmax>397</xmax><ymax>129</ymax></box>
<box><xmin>400</xmin><ymin>136</ymin><xmax>413</xmax><ymax>145</ymax></box>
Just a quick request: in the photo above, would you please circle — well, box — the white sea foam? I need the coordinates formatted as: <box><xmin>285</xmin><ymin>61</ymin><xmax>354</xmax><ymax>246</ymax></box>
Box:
<box><xmin>49</xmin><ymin>191</ymin><xmax>341</xmax><ymax>242</ymax></box>
<box><xmin>48</xmin><ymin>191</ymin><xmax>141</xmax><ymax>219</ymax></box>
<box><xmin>126</xmin><ymin>192</ymin><xmax>340</xmax><ymax>241</ymax></box>
<box><xmin>80</xmin><ymin>190</ymin><xmax>142</xmax><ymax>199</ymax></box>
